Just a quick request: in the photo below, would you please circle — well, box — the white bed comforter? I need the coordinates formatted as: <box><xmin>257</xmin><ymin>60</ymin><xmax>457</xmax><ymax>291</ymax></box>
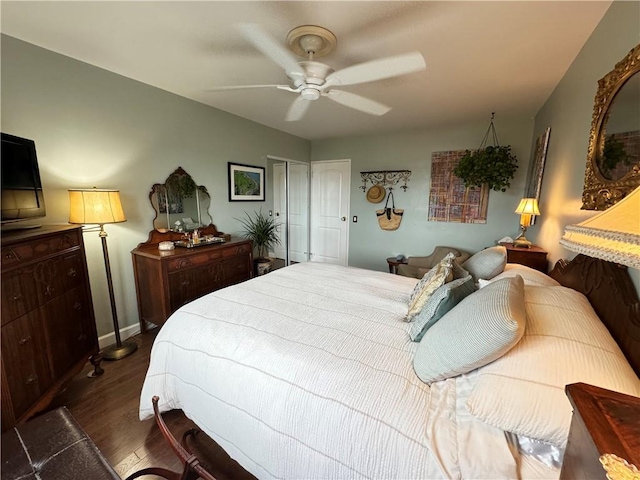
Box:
<box><xmin>139</xmin><ymin>262</ymin><xmax>544</xmax><ymax>479</ymax></box>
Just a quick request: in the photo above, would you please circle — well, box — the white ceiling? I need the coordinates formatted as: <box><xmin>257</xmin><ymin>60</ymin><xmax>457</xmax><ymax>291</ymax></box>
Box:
<box><xmin>1</xmin><ymin>1</ymin><xmax>611</xmax><ymax>141</ymax></box>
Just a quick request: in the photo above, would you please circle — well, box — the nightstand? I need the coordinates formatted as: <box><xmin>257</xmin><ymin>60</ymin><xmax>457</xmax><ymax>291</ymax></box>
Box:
<box><xmin>386</xmin><ymin>257</ymin><xmax>407</xmax><ymax>274</ymax></box>
<box><xmin>503</xmin><ymin>243</ymin><xmax>548</xmax><ymax>272</ymax></box>
<box><xmin>560</xmin><ymin>383</ymin><xmax>640</xmax><ymax>480</ymax></box>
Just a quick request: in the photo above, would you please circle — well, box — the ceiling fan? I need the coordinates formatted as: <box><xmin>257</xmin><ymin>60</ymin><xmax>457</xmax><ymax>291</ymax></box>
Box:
<box><xmin>209</xmin><ymin>24</ymin><xmax>427</xmax><ymax>122</ymax></box>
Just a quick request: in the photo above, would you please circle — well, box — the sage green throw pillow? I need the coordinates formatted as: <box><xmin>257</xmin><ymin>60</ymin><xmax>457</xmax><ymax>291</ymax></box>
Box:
<box><xmin>409</xmin><ymin>275</ymin><xmax>475</xmax><ymax>342</ymax></box>
<box><xmin>413</xmin><ymin>275</ymin><xmax>526</xmax><ymax>383</ymax></box>
<box><xmin>462</xmin><ymin>245</ymin><xmax>507</xmax><ymax>281</ymax></box>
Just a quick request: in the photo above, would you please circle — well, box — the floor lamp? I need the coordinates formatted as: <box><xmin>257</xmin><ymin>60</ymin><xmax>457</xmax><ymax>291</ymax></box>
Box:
<box><xmin>69</xmin><ymin>188</ymin><xmax>138</xmax><ymax>361</ymax></box>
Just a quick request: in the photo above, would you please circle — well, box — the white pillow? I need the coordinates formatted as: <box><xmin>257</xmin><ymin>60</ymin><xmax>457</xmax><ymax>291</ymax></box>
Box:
<box><xmin>491</xmin><ymin>263</ymin><xmax>560</xmax><ymax>287</ymax></box>
<box><xmin>465</xmin><ymin>285</ymin><xmax>640</xmax><ymax>447</ymax></box>
<box><xmin>413</xmin><ymin>276</ymin><xmax>526</xmax><ymax>383</ymax></box>
<box><xmin>462</xmin><ymin>246</ymin><xmax>507</xmax><ymax>281</ymax></box>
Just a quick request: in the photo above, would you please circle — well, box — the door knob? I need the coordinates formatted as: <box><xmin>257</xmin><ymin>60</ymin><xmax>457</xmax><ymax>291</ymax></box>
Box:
<box><xmin>341</xmin><ymin>216</ymin><xmax>346</xmax><ymax>221</ymax></box>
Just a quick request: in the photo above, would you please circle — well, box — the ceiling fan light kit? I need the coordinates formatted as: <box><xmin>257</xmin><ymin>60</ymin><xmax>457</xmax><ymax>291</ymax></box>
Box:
<box><xmin>211</xmin><ymin>23</ymin><xmax>427</xmax><ymax>122</ymax></box>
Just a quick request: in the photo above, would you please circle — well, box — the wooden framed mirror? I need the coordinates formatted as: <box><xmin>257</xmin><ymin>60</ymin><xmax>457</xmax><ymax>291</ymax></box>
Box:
<box><xmin>582</xmin><ymin>44</ymin><xmax>640</xmax><ymax>210</ymax></box>
<box><xmin>150</xmin><ymin>167</ymin><xmax>213</xmax><ymax>232</ymax></box>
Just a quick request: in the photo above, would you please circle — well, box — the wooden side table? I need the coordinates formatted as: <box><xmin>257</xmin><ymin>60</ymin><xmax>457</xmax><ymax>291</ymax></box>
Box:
<box><xmin>386</xmin><ymin>257</ymin><xmax>407</xmax><ymax>274</ymax></box>
<box><xmin>503</xmin><ymin>243</ymin><xmax>548</xmax><ymax>273</ymax></box>
<box><xmin>560</xmin><ymin>383</ymin><xmax>640</xmax><ymax>480</ymax></box>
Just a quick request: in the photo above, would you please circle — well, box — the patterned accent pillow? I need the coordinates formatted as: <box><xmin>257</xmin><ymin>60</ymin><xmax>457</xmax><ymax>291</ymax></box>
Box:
<box><xmin>413</xmin><ymin>275</ymin><xmax>526</xmax><ymax>383</ymax></box>
<box><xmin>406</xmin><ymin>253</ymin><xmax>455</xmax><ymax>321</ymax></box>
<box><xmin>409</xmin><ymin>275</ymin><xmax>475</xmax><ymax>342</ymax></box>
<box><xmin>462</xmin><ymin>246</ymin><xmax>507</xmax><ymax>281</ymax></box>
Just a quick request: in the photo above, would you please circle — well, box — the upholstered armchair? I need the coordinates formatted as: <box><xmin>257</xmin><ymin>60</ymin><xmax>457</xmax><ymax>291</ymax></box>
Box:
<box><xmin>397</xmin><ymin>246</ymin><xmax>471</xmax><ymax>278</ymax></box>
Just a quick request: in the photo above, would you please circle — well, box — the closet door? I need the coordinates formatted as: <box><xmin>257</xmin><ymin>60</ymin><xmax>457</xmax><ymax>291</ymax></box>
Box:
<box><xmin>272</xmin><ymin>163</ymin><xmax>287</xmax><ymax>261</ymax></box>
<box><xmin>289</xmin><ymin>163</ymin><xmax>309</xmax><ymax>263</ymax></box>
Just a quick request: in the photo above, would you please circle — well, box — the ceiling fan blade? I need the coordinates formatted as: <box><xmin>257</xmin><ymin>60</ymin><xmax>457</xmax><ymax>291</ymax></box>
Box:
<box><xmin>285</xmin><ymin>96</ymin><xmax>312</xmax><ymax>122</ymax></box>
<box><xmin>325</xmin><ymin>90</ymin><xmax>391</xmax><ymax>116</ymax></box>
<box><xmin>324</xmin><ymin>52</ymin><xmax>425</xmax><ymax>87</ymax></box>
<box><xmin>238</xmin><ymin>23</ymin><xmax>306</xmax><ymax>84</ymax></box>
<box><xmin>206</xmin><ymin>84</ymin><xmax>291</xmax><ymax>92</ymax></box>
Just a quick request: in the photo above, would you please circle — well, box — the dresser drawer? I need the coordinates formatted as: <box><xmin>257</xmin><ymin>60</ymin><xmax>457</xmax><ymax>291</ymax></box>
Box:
<box><xmin>223</xmin><ymin>255</ymin><xmax>251</xmax><ymax>285</ymax></box>
<box><xmin>167</xmin><ymin>249</ymin><xmax>224</xmax><ymax>272</ymax></box>
<box><xmin>168</xmin><ymin>262</ymin><xmax>224</xmax><ymax>311</ymax></box>
<box><xmin>223</xmin><ymin>243</ymin><xmax>251</xmax><ymax>258</ymax></box>
<box><xmin>41</xmin><ymin>287</ymin><xmax>95</xmax><ymax>379</ymax></box>
<box><xmin>1</xmin><ymin>251</ymin><xmax>86</xmax><ymax>325</ymax></box>
<box><xmin>1</xmin><ymin>230</ymin><xmax>81</xmax><ymax>270</ymax></box>
<box><xmin>1</xmin><ymin>311</ymin><xmax>52</xmax><ymax>419</ymax></box>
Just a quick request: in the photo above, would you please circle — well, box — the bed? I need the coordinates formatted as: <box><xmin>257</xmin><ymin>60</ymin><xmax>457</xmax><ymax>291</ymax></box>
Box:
<box><xmin>139</xmin><ymin>258</ymin><xmax>640</xmax><ymax>479</ymax></box>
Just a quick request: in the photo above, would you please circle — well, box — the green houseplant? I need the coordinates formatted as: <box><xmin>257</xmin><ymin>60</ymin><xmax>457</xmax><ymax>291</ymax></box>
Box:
<box><xmin>453</xmin><ymin>113</ymin><xmax>518</xmax><ymax>192</ymax></box>
<box><xmin>454</xmin><ymin>145</ymin><xmax>518</xmax><ymax>192</ymax></box>
<box><xmin>237</xmin><ymin>210</ymin><xmax>281</xmax><ymax>275</ymax></box>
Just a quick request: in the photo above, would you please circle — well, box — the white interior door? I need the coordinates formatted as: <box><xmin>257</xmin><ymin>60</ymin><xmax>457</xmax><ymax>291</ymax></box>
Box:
<box><xmin>289</xmin><ymin>163</ymin><xmax>309</xmax><ymax>263</ymax></box>
<box><xmin>272</xmin><ymin>163</ymin><xmax>287</xmax><ymax>260</ymax></box>
<box><xmin>310</xmin><ymin>160</ymin><xmax>350</xmax><ymax>265</ymax></box>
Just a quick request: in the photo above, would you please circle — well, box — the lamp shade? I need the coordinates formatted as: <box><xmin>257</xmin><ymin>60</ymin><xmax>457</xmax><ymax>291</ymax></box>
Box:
<box><xmin>68</xmin><ymin>188</ymin><xmax>126</xmax><ymax>225</ymax></box>
<box><xmin>560</xmin><ymin>186</ymin><xmax>640</xmax><ymax>269</ymax></box>
<box><xmin>515</xmin><ymin>198</ymin><xmax>541</xmax><ymax>216</ymax></box>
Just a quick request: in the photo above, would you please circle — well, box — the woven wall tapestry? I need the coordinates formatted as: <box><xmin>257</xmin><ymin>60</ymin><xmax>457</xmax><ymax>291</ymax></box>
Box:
<box><xmin>428</xmin><ymin>150</ymin><xmax>489</xmax><ymax>223</ymax></box>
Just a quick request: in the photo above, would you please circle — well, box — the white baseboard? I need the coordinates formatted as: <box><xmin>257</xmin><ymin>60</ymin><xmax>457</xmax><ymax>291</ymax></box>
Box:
<box><xmin>98</xmin><ymin>324</ymin><xmax>141</xmax><ymax>349</ymax></box>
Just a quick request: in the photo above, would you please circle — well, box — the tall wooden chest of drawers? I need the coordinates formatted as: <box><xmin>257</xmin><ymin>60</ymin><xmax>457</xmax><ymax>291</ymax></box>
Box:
<box><xmin>132</xmin><ymin>237</ymin><xmax>253</xmax><ymax>332</ymax></box>
<box><xmin>1</xmin><ymin>225</ymin><xmax>100</xmax><ymax>431</ymax></box>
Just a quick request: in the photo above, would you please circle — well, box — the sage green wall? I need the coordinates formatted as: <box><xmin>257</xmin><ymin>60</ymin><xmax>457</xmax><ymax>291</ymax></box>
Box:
<box><xmin>529</xmin><ymin>1</ymin><xmax>639</xmax><ymax>288</ymax></box>
<box><xmin>1</xmin><ymin>35</ymin><xmax>310</xmax><ymax>337</ymax></box>
<box><xmin>311</xmin><ymin>117</ymin><xmax>535</xmax><ymax>271</ymax></box>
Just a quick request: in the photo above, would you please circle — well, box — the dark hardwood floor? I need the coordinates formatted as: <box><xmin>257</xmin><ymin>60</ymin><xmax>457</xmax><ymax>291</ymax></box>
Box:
<box><xmin>49</xmin><ymin>329</ymin><xmax>255</xmax><ymax>480</ymax></box>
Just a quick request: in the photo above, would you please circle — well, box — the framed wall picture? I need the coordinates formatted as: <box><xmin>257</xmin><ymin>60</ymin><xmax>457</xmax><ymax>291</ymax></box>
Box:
<box><xmin>228</xmin><ymin>162</ymin><xmax>265</xmax><ymax>201</ymax></box>
<box><xmin>525</xmin><ymin>127</ymin><xmax>551</xmax><ymax>200</ymax></box>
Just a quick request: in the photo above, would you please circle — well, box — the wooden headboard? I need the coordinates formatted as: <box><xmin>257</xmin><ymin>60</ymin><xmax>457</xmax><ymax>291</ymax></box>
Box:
<box><xmin>549</xmin><ymin>255</ymin><xmax>640</xmax><ymax>377</ymax></box>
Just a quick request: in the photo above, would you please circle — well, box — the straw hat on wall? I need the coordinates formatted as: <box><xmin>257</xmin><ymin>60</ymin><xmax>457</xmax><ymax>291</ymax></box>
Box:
<box><xmin>366</xmin><ymin>184</ymin><xmax>386</xmax><ymax>203</ymax></box>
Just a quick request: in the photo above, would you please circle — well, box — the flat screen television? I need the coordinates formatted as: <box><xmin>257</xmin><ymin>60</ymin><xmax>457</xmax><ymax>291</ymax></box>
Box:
<box><xmin>1</xmin><ymin>133</ymin><xmax>46</xmax><ymax>226</ymax></box>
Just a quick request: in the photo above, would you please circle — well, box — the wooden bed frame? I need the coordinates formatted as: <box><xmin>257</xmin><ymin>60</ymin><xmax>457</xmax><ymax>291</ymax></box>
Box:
<box><xmin>139</xmin><ymin>255</ymin><xmax>639</xmax><ymax>477</ymax></box>
<box><xmin>549</xmin><ymin>254</ymin><xmax>640</xmax><ymax>377</ymax></box>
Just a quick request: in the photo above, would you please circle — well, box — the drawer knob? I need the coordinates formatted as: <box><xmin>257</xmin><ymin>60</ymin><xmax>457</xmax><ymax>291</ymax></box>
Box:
<box><xmin>78</xmin><ymin>333</ymin><xmax>87</xmax><ymax>341</ymax></box>
<box><xmin>4</xmin><ymin>251</ymin><xmax>17</xmax><ymax>260</ymax></box>
<box><xmin>67</xmin><ymin>268</ymin><xmax>77</xmax><ymax>277</ymax></box>
<box><xmin>19</xmin><ymin>336</ymin><xmax>32</xmax><ymax>346</ymax></box>
<box><xmin>26</xmin><ymin>374</ymin><xmax>38</xmax><ymax>385</ymax></box>
<box><xmin>73</xmin><ymin>301</ymin><xmax>82</xmax><ymax>311</ymax></box>
<box><xmin>182</xmin><ymin>280</ymin><xmax>190</xmax><ymax>287</ymax></box>
<box><xmin>10</xmin><ymin>293</ymin><xmax>22</xmax><ymax>302</ymax></box>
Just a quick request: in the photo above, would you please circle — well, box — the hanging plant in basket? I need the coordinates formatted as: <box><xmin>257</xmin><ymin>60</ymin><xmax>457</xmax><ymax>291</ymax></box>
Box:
<box><xmin>453</xmin><ymin>113</ymin><xmax>518</xmax><ymax>192</ymax></box>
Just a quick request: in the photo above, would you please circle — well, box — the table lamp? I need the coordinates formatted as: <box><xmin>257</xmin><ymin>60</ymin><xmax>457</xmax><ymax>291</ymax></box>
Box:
<box><xmin>69</xmin><ymin>188</ymin><xmax>137</xmax><ymax>360</ymax></box>
<box><xmin>513</xmin><ymin>198</ymin><xmax>540</xmax><ymax>248</ymax></box>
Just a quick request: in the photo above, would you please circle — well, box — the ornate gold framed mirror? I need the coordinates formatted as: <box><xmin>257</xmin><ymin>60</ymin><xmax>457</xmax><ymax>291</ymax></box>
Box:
<box><xmin>582</xmin><ymin>44</ymin><xmax>640</xmax><ymax>210</ymax></box>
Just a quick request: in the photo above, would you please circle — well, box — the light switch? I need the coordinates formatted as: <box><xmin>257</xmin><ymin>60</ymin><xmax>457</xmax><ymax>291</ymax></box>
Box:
<box><xmin>353</xmin><ymin>216</ymin><xmax>358</xmax><ymax>223</ymax></box>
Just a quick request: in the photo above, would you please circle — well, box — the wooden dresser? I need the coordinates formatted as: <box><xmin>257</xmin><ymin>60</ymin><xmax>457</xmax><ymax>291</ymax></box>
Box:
<box><xmin>560</xmin><ymin>383</ymin><xmax>640</xmax><ymax>479</ymax></box>
<box><xmin>131</xmin><ymin>229</ymin><xmax>253</xmax><ymax>333</ymax></box>
<box><xmin>1</xmin><ymin>225</ymin><xmax>101</xmax><ymax>431</ymax></box>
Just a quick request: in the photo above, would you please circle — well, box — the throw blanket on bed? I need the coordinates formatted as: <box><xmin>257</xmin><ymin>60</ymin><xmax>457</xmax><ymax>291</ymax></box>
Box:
<box><xmin>139</xmin><ymin>262</ymin><xmax>522</xmax><ymax>479</ymax></box>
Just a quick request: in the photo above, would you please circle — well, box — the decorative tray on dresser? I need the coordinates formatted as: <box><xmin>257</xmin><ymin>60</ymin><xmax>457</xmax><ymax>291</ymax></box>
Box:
<box><xmin>1</xmin><ymin>224</ymin><xmax>101</xmax><ymax>432</ymax></box>
<box><xmin>131</xmin><ymin>225</ymin><xmax>253</xmax><ymax>333</ymax></box>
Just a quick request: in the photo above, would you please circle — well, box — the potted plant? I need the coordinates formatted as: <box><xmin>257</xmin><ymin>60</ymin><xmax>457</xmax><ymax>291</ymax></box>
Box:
<box><xmin>453</xmin><ymin>145</ymin><xmax>519</xmax><ymax>192</ymax></box>
<box><xmin>237</xmin><ymin>210</ymin><xmax>281</xmax><ymax>275</ymax></box>
<box><xmin>453</xmin><ymin>113</ymin><xmax>519</xmax><ymax>192</ymax></box>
